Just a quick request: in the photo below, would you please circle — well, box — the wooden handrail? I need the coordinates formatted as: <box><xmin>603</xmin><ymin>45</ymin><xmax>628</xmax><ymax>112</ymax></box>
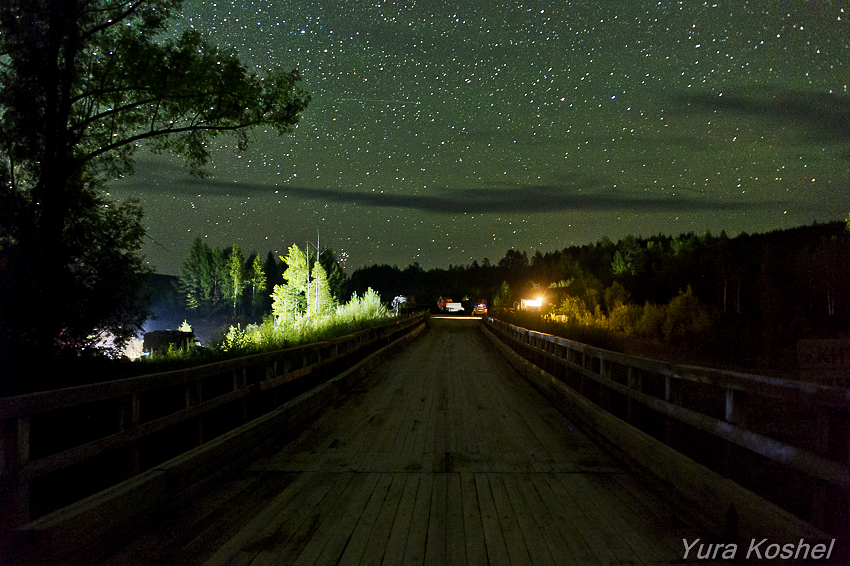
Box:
<box><xmin>489</xmin><ymin>318</ymin><xmax>850</xmax><ymax>410</ymax></box>
<box><xmin>0</xmin><ymin>317</ymin><xmax>422</xmax><ymax>419</ymax></box>
<box><xmin>0</xmin><ymin>315</ymin><xmax>425</xmax><ymax>528</ymax></box>
<box><xmin>484</xmin><ymin>317</ymin><xmax>850</xmax><ymax>487</ymax></box>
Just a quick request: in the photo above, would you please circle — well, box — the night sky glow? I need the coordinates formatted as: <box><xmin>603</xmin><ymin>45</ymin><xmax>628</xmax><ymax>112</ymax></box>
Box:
<box><xmin>112</xmin><ymin>1</ymin><xmax>850</xmax><ymax>275</ymax></box>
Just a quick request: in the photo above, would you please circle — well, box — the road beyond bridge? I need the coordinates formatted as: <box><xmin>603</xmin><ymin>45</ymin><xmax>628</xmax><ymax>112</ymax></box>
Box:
<box><xmin>98</xmin><ymin>317</ymin><xmax>712</xmax><ymax>565</ymax></box>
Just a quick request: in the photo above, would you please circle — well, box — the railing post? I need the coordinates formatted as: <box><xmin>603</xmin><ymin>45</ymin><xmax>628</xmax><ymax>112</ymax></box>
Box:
<box><xmin>627</xmin><ymin>367</ymin><xmax>641</xmax><ymax>428</ymax></box>
<box><xmin>599</xmin><ymin>358</ymin><xmax>612</xmax><ymax>411</ymax></box>
<box><xmin>722</xmin><ymin>389</ymin><xmax>749</xmax><ymax>483</ymax></box>
<box><xmin>665</xmin><ymin>376</ymin><xmax>682</xmax><ymax>448</ymax></box>
<box><xmin>724</xmin><ymin>389</ymin><xmax>748</xmax><ymax>427</ymax></box>
<box><xmin>186</xmin><ymin>381</ymin><xmax>203</xmax><ymax>446</ymax></box>
<box><xmin>0</xmin><ymin>416</ymin><xmax>30</xmax><ymax>529</ymax></box>
<box><xmin>234</xmin><ymin>369</ymin><xmax>248</xmax><ymax>424</ymax></box>
<box><xmin>118</xmin><ymin>393</ymin><xmax>140</xmax><ymax>479</ymax></box>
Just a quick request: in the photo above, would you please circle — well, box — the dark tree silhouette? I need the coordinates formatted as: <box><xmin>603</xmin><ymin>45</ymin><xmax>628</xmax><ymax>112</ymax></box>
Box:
<box><xmin>0</xmin><ymin>0</ymin><xmax>309</xmax><ymax>391</ymax></box>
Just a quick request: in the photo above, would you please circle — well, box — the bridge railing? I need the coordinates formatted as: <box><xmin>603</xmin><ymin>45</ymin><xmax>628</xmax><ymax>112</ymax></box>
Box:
<box><xmin>0</xmin><ymin>315</ymin><xmax>425</xmax><ymax>531</ymax></box>
<box><xmin>484</xmin><ymin>316</ymin><xmax>849</xmax><ymax>538</ymax></box>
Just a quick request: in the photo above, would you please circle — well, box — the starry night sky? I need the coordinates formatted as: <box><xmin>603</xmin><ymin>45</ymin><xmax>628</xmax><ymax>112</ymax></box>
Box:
<box><xmin>111</xmin><ymin>1</ymin><xmax>850</xmax><ymax>275</ymax></box>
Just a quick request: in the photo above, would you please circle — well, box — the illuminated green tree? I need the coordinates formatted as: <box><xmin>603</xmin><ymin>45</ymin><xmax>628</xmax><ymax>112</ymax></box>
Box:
<box><xmin>0</xmin><ymin>0</ymin><xmax>309</xmax><ymax>383</ymax></box>
<box><xmin>307</xmin><ymin>261</ymin><xmax>334</xmax><ymax>318</ymax></box>
<box><xmin>227</xmin><ymin>244</ymin><xmax>246</xmax><ymax>315</ymax></box>
<box><xmin>272</xmin><ymin>244</ymin><xmax>308</xmax><ymax>325</ymax></box>
<box><xmin>249</xmin><ymin>254</ymin><xmax>267</xmax><ymax>315</ymax></box>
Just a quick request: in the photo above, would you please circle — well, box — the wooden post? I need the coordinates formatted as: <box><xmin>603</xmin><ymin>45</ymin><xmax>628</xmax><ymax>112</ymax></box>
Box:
<box><xmin>118</xmin><ymin>393</ymin><xmax>140</xmax><ymax>479</ymax></box>
<box><xmin>234</xmin><ymin>369</ymin><xmax>248</xmax><ymax>424</ymax></box>
<box><xmin>664</xmin><ymin>376</ymin><xmax>682</xmax><ymax>449</ymax></box>
<box><xmin>722</xmin><ymin>389</ymin><xmax>749</xmax><ymax>485</ymax></box>
<box><xmin>724</xmin><ymin>389</ymin><xmax>748</xmax><ymax>427</ymax></box>
<box><xmin>186</xmin><ymin>381</ymin><xmax>203</xmax><ymax>446</ymax></box>
<box><xmin>0</xmin><ymin>416</ymin><xmax>30</xmax><ymax>529</ymax></box>
<box><xmin>599</xmin><ymin>358</ymin><xmax>611</xmax><ymax>411</ymax></box>
<box><xmin>627</xmin><ymin>367</ymin><xmax>641</xmax><ymax>429</ymax></box>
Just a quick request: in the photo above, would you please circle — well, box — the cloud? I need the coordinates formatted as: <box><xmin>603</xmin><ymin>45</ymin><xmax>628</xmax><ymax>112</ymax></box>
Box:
<box><xmin>164</xmin><ymin>176</ymin><xmax>774</xmax><ymax>214</ymax></box>
<box><xmin>675</xmin><ymin>90</ymin><xmax>850</xmax><ymax>143</ymax></box>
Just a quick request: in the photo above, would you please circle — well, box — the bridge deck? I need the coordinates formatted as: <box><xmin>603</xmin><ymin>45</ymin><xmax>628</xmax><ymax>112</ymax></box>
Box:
<box><xmin>104</xmin><ymin>318</ymin><xmax>709</xmax><ymax>565</ymax></box>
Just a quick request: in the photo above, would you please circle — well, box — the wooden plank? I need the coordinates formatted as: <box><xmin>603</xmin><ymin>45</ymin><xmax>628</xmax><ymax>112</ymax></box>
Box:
<box><xmin>606</xmin><ymin>468</ymin><xmax>705</xmax><ymax>543</ymax></box>
<box><xmin>252</xmin><ymin>472</ymin><xmax>356</xmax><ymax>566</ymax></box>
<box><xmin>359</xmin><ymin>472</ymin><xmax>407</xmax><ymax>565</ymax></box>
<box><xmin>101</xmin><ymin>474</ymin><xmax>262</xmax><ymax>565</ymax></box>
<box><xmin>529</xmin><ymin>473</ymin><xmax>599</xmax><ymax>565</ymax></box>
<box><xmin>376</xmin><ymin>388</ymin><xmax>413</xmax><ymax>453</ymax></box>
<box><xmin>515</xmin><ymin>473</ymin><xmax>576</xmax><ymax>564</ymax></box>
<box><xmin>204</xmin><ymin>471</ymin><xmax>327</xmax><ymax>566</ymax></box>
<box><xmin>424</xmin><ymin>472</ymin><xmax>447</xmax><ymax>565</ymax></box>
<box><xmin>460</xmin><ymin>472</ymin><xmax>487</xmax><ymax>566</ymax></box>
<box><xmin>548</xmin><ymin>472</ymin><xmax>646</xmax><ymax>566</ymax></box>
<box><xmin>421</xmin><ymin>378</ymin><xmax>440</xmax><ymax>457</ymax></box>
<box><xmin>488</xmin><ymin>473</ymin><xmax>532</xmax><ymax>566</ymax></box>
<box><xmin>337</xmin><ymin>473</ymin><xmax>394</xmax><ymax>566</ymax></box>
<box><xmin>289</xmin><ymin>472</ymin><xmax>369</xmax><ymax>565</ymax></box>
<box><xmin>474</xmin><ymin>472</ymin><xmax>510</xmax><ymax>566</ymax></box>
<box><xmin>445</xmin><ymin>472</ymin><xmax>466</xmax><ymax>566</ymax></box>
<box><xmin>402</xmin><ymin>472</ymin><xmax>434</xmax><ymax>565</ymax></box>
<box><xmin>381</xmin><ymin>473</ymin><xmax>421</xmax><ymax>565</ymax></box>
<box><xmin>238</xmin><ymin>473</ymin><xmax>338</xmax><ymax>566</ymax></box>
<box><xmin>569</xmin><ymin>472</ymin><xmax>666</xmax><ymax>563</ymax></box>
<box><xmin>600</xmin><ymin>472</ymin><xmax>699</xmax><ymax>555</ymax></box>
<box><xmin>313</xmin><ymin>472</ymin><xmax>383</xmax><ymax>565</ymax></box>
<box><xmin>501</xmin><ymin>473</ymin><xmax>555</xmax><ymax>566</ymax></box>
<box><xmin>389</xmin><ymin>377</ymin><xmax>428</xmax><ymax>455</ymax></box>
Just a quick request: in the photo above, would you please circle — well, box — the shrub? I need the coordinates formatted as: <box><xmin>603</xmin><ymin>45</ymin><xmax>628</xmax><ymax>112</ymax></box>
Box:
<box><xmin>216</xmin><ymin>324</ymin><xmax>253</xmax><ymax>353</ymax></box>
<box><xmin>609</xmin><ymin>303</ymin><xmax>643</xmax><ymax>334</ymax></box>
<box><xmin>634</xmin><ymin>302</ymin><xmax>667</xmax><ymax>339</ymax></box>
<box><xmin>662</xmin><ymin>286</ymin><xmax>713</xmax><ymax>348</ymax></box>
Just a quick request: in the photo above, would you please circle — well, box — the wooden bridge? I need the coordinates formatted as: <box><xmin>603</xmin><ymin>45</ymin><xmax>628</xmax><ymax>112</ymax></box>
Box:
<box><xmin>1</xmin><ymin>316</ymin><xmax>847</xmax><ymax>564</ymax></box>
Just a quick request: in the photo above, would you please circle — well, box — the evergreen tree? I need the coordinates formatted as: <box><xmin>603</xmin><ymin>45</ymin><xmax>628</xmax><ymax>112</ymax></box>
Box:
<box><xmin>176</xmin><ymin>237</ymin><xmax>214</xmax><ymax>311</ymax></box>
<box><xmin>211</xmin><ymin>247</ymin><xmax>229</xmax><ymax>313</ymax></box>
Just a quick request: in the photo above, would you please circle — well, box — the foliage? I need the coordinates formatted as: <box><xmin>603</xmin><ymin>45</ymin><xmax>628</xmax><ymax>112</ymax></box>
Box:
<box><xmin>227</xmin><ymin>244</ymin><xmax>246</xmax><ymax>315</ymax></box>
<box><xmin>550</xmin><ymin>295</ymin><xmax>595</xmax><ymax>326</ymax></box>
<box><xmin>307</xmin><ymin>261</ymin><xmax>335</xmax><ymax>318</ymax></box>
<box><xmin>178</xmin><ymin>320</ymin><xmax>192</xmax><ymax>333</ymax></box>
<box><xmin>0</xmin><ymin>0</ymin><xmax>309</xmax><ymax>391</ymax></box>
<box><xmin>319</xmin><ymin>248</ymin><xmax>348</xmax><ymax>302</ymax></box>
<box><xmin>248</xmin><ymin>254</ymin><xmax>267</xmax><ymax>315</ymax></box>
<box><xmin>633</xmin><ymin>302</ymin><xmax>667</xmax><ymax>339</ymax></box>
<box><xmin>661</xmin><ymin>286</ymin><xmax>713</xmax><ymax>347</ymax></box>
<box><xmin>209</xmin><ymin>288</ymin><xmax>390</xmax><ymax>356</ymax></box>
<box><xmin>496</xmin><ymin>310</ymin><xmax>626</xmax><ymax>353</ymax></box>
<box><xmin>492</xmin><ymin>281</ymin><xmax>512</xmax><ymax>309</ymax></box>
<box><xmin>175</xmin><ymin>237</ymin><xmax>229</xmax><ymax>314</ymax></box>
<box><xmin>217</xmin><ymin>324</ymin><xmax>254</xmax><ymax>354</ymax></box>
<box><xmin>273</xmin><ymin>244</ymin><xmax>309</xmax><ymax>325</ymax></box>
<box><xmin>336</xmin><ymin>289</ymin><xmax>389</xmax><ymax>322</ymax></box>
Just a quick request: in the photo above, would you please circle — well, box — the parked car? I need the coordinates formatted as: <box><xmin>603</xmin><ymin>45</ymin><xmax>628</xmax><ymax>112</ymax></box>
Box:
<box><xmin>471</xmin><ymin>299</ymin><xmax>488</xmax><ymax>316</ymax></box>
